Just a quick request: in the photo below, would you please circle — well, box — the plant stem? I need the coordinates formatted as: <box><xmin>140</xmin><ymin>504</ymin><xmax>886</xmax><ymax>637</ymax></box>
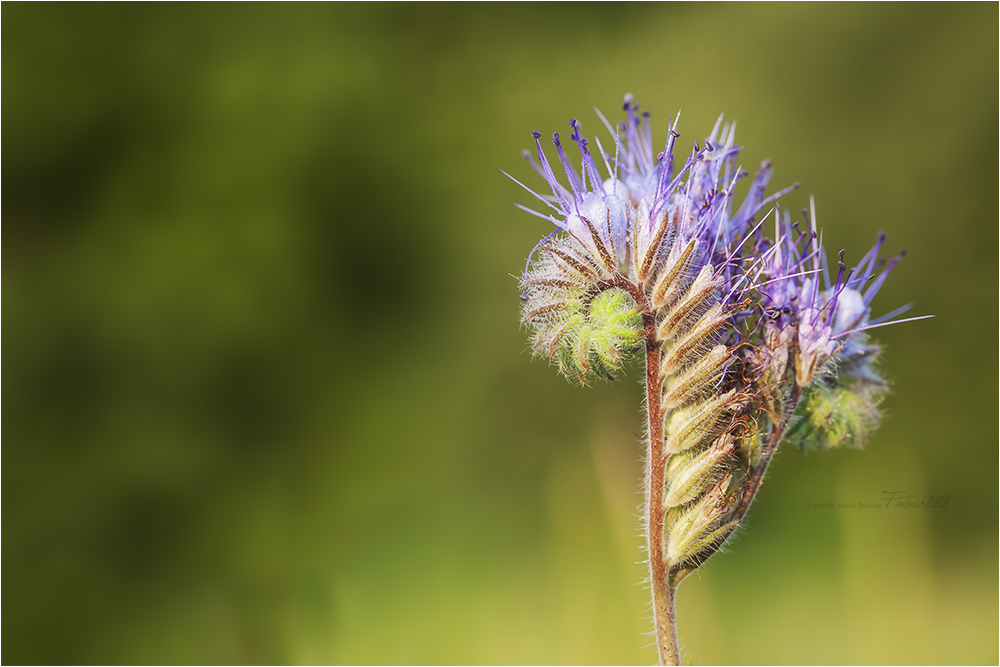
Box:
<box><xmin>643</xmin><ymin>333</ymin><xmax>680</xmax><ymax>665</ymax></box>
<box><xmin>653</xmin><ymin>576</ymin><xmax>680</xmax><ymax>665</ymax></box>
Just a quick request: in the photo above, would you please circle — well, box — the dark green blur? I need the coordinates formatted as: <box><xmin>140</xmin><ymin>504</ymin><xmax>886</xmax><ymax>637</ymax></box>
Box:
<box><xmin>4</xmin><ymin>4</ymin><xmax>996</xmax><ymax>664</ymax></box>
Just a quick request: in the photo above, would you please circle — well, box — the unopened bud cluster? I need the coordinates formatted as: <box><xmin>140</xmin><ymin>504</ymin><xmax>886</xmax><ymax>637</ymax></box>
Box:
<box><xmin>520</xmin><ymin>232</ymin><xmax>642</xmax><ymax>382</ymax></box>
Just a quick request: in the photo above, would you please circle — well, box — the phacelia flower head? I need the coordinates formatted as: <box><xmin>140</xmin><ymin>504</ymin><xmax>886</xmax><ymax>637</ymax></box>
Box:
<box><xmin>509</xmin><ymin>96</ymin><xmax>929</xmax><ymax>664</ymax></box>
<box><xmin>511</xmin><ymin>94</ymin><xmax>927</xmax><ymax>434</ymax></box>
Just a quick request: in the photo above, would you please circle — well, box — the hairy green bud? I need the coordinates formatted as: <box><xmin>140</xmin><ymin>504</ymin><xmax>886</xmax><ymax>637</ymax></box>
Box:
<box><xmin>664</xmin><ymin>434</ymin><xmax>736</xmax><ymax>507</ymax></box>
<box><xmin>782</xmin><ymin>383</ymin><xmax>882</xmax><ymax>450</ymax></box>
<box><xmin>781</xmin><ymin>335</ymin><xmax>886</xmax><ymax>450</ymax></box>
<box><xmin>521</xmin><ymin>235</ymin><xmax>642</xmax><ymax>383</ymax></box>
<box><xmin>664</xmin><ymin>390</ymin><xmax>748</xmax><ymax>454</ymax></box>
<box><xmin>664</xmin><ymin>474</ymin><xmax>739</xmax><ymax>566</ymax></box>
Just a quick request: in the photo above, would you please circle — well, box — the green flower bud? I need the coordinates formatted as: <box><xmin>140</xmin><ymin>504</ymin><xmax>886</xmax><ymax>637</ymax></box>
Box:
<box><xmin>651</xmin><ymin>239</ymin><xmax>697</xmax><ymax>309</ymax></box>
<box><xmin>520</xmin><ymin>235</ymin><xmax>643</xmax><ymax>383</ymax></box>
<box><xmin>662</xmin><ymin>344</ymin><xmax>730</xmax><ymax>408</ymax></box>
<box><xmin>664</xmin><ymin>389</ymin><xmax>748</xmax><ymax>454</ymax></box>
<box><xmin>663</xmin><ymin>435</ymin><xmax>737</xmax><ymax>507</ymax></box>
<box><xmin>664</xmin><ymin>474</ymin><xmax>738</xmax><ymax>566</ymax></box>
<box><xmin>656</xmin><ymin>264</ymin><xmax>722</xmax><ymax>340</ymax></box>
<box><xmin>661</xmin><ymin>302</ymin><xmax>727</xmax><ymax>375</ymax></box>
<box><xmin>782</xmin><ymin>382</ymin><xmax>882</xmax><ymax>450</ymax></box>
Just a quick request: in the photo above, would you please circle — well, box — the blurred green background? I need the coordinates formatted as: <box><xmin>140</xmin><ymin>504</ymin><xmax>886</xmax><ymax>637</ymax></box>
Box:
<box><xmin>4</xmin><ymin>3</ymin><xmax>997</xmax><ymax>665</ymax></box>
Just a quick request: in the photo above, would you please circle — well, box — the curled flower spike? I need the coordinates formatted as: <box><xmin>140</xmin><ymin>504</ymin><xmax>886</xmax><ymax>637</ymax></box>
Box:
<box><xmin>509</xmin><ymin>95</ymin><xmax>929</xmax><ymax>665</ymax></box>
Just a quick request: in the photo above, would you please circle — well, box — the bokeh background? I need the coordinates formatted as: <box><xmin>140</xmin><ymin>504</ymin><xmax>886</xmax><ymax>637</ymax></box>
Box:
<box><xmin>4</xmin><ymin>3</ymin><xmax>997</xmax><ymax>665</ymax></box>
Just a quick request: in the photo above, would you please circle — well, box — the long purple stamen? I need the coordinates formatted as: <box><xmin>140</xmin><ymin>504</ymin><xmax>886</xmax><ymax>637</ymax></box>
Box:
<box><xmin>863</xmin><ymin>249</ymin><xmax>905</xmax><ymax>306</ymax></box>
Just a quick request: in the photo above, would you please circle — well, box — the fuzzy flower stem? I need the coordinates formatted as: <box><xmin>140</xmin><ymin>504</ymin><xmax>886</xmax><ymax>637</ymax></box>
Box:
<box><xmin>641</xmin><ymin>323</ymin><xmax>681</xmax><ymax>665</ymax></box>
<box><xmin>593</xmin><ymin>272</ymin><xmax>680</xmax><ymax>665</ymax></box>
<box><xmin>653</xmin><ymin>576</ymin><xmax>680</xmax><ymax>667</ymax></box>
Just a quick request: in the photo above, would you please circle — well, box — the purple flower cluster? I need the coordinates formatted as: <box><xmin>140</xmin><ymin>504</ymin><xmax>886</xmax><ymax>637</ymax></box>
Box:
<box><xmin>510</xmin><ymin>94</ymin><xmax>796</xmax><ymax>298</ymax></box>
<box><xmin>511</xmin><ymin>94</ymin><xmax>926</xmax><ymax>390</ymax></box>
<box><xmin>759</xmin><ymin>206</ymin><xmax>914</xmax><ymax>387</ymax></box>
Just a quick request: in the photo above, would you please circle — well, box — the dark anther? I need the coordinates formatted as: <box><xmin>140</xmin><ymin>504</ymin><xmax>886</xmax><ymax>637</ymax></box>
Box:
<box><xmin>705</xmin><ymin>141</ymin><xmax>714</xmax><ymax>151</ymax></box>
<box><xmin>801</xmin><ymin>208</ymin><xmax>809</xmax><ymax>220</ymax></box>
<box><xmin>552</xmin><ymin>132</ymin><xmax>561</xmax><ymax>146</ymax></box>
<box><xmin>657</xmin><ymin>152</ymin><xmax>665</xmax><ymax>162</ymax></box>
<box><xmin>899</xmin><ymin>248</ymin><xmax>907</xmax><ymax>257</ymax></box>
<box><xmin>531</xmin><ymin>130</ymin><xmax>542</xmax><ymax>139</ymax></box>
<box><xmin>669</xmin><ymin>130</ymin><xmax>680</xmax><ymax>138</ymax></box>
<box><xmin>518</xmin><ymin>293</ymin><xmax>529</xmax><ymax>302</ymax></box>
<box><xmin>643</xmin><ymin>111</ymin><xmax>650</xmax><ymax>118</ymax></box>
<box><xmin>694</xmin><ymin>141</ymin><xmax>700</xmax><ymax>151</ymax></box>
<box><xmin>877</xmin><ymin>230</ymin><xmax>887</xmax><ymax>243</ymax></box>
